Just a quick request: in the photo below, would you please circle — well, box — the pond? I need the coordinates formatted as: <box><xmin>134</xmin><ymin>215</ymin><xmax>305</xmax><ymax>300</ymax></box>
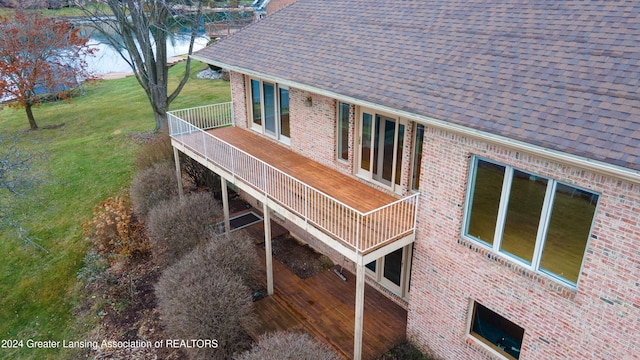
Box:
<box><xmin>79</xmin><ymin>26</ymin><xmax>210</xmax><ymax>76</ymax></box>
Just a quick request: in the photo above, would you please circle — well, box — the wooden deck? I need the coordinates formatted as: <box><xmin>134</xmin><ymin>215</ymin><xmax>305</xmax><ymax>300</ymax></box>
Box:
<box><xmin>247</xmin><ymin>237</ymin><xmax>407</xmax><ymax>360</ymax></box>
<box><xmin>208</xmin><ymin>127</ymin><xmax>397</xmax><ymax>213</ymax></box>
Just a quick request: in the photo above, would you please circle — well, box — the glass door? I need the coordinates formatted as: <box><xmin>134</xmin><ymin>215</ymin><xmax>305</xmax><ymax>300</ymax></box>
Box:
<box><xmin>358</xmin><ymin>109</ymin><xmax>405</xmax><ymax>192</ymax></box>
<box><xmin>365</xmin><ymin>245</ymin><xmax>412</xmax><ymax>297</ymax></box>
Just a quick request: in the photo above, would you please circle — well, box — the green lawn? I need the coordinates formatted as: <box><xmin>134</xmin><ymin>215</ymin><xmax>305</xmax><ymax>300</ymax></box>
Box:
<box><xmin>0</xmin><ymin>61</ymin><xmax>230</xmax><ymax>360</ymax></box>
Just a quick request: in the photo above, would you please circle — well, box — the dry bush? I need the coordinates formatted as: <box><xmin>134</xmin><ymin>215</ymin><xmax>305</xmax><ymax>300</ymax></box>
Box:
<box><xmin>135</xmin><ymin>133</ymin><xmax>174</xmax><ymax>171</ymax></box>
<box><xmin>156</xmin><ymin>248</ymin><xmax>254</xmax><ymax>360</ymax></box>
<box><xmin>180</xmin><ymin>153</ymin><xmax>221</xmax><ymax>193</ymax></box>
<box><xmin>129</xmin><ymin>161</ymin><xmax>178</xmax><ymax>219</ymax></box>
<box><xmin>146</xmin><ymin>192</ymin><xmax>223</xmax><ymax>268</ymax></box>
<box><xmin>205</xmin><ymin>231</ymin><xmax>262</xmax><ymax>290</ymax></box>
<box><xmin>82</xmin><ymin>196</ymin><xmax>148</xmax><ymax>263</ymax></box>
<box><xmin>236</xmin><ymin>331</ymin><xmax>341</xmax><ymax>360</ymax></box>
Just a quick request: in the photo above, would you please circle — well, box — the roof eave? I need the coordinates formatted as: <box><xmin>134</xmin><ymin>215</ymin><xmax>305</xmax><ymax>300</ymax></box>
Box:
<box><xmin>191</xmin><ymin>54</ymin><xmax>640</xmax><ymax>185</ymax></box>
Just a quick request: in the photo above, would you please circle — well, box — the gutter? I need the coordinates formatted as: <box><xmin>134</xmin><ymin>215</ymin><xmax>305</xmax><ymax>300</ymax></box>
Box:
<box><xmin>191</xmin><ymin>54</ymin><xmax>640</xmax><ymax>185</ymax></box>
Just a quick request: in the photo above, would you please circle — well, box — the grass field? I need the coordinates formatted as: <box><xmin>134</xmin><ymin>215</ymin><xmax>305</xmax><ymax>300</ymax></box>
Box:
<box><xmin>0</xmin><ymin>61</ymin><xmax>230</xmax><ymax>359</ymax></box>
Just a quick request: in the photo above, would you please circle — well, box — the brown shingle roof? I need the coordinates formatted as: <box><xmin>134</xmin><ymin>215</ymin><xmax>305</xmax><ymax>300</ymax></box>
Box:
<box><xmin>195</xmin><ymin>0</ymin><xmax>640</xmax><ymax>172</ymax></box>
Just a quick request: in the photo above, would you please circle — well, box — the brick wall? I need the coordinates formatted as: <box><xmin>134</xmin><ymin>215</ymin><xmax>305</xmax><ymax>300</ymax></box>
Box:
<box><xmin>230</xmin><ymin>70</ymin><xmax>248</xmax><ymax>129</ymax></box>
<box><xmin>407</xmin><ymin>126</ymin><xmax>640</xmax><ymax>360</ymax></box>
<box><xmin>228</xmin><ymin>70</ymin><xmax>639</xmax><ymax>359</ymax></box>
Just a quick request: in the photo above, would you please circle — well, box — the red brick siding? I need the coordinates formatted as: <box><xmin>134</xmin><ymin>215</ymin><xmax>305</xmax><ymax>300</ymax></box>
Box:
<box><xmin>228</xmin><ymin>70</ymin><xmax>639</xmax><ymax>359</ymax></box>
<box><xmin>230</xmin><ymin>71</ymin><xmax>248</xmax><ymax>129</ymax></box>
<box><xmin>289</xmin><ymin>90</ymin><xmax>343</xmax><ymax>169</ymax></box>
<box><xmin>407</xmin><ymin>126</ymin><xmax>640</xmax><ymax>360</ymax></box>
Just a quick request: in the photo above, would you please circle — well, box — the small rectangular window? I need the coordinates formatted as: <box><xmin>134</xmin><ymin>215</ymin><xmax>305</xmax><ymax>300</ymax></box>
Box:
<box><xmin>337</xmin><ymin>102</ymin><xmax>350</xmax><ymax>161</ymax></box>
<box><xmin>470</xmin><ymin>302</ymin><xmax>524</xmax><ymax>360</ymax></box>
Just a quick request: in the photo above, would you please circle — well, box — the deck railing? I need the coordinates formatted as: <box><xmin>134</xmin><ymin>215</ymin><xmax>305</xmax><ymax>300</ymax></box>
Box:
<box><xmin>168</xmin><ymin>104</ymin><xmax>419</xmax><ymax>254</ymax></box>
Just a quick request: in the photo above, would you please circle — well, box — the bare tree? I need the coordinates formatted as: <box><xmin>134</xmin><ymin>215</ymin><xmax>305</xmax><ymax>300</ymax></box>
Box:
<box><xmin>81</xmin><ymin>1</ymin><xmax>205</xmax><ymax>131</ymax></box>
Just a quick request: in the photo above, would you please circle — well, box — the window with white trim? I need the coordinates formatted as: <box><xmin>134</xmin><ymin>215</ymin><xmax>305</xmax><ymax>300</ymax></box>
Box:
<box><xmin>248</xmin><ymin>78</ymin><xmax>290</xmax><ymax>144</ymax></box>
<box><xmin>464</xmin><ymin>156</ymin><xmax>599</xmax><ymax>286</ymax></box>
<box><xmin>337</xmin><ymin>102</ymin><xmax>350</xmax><ymax>162</ymax></box>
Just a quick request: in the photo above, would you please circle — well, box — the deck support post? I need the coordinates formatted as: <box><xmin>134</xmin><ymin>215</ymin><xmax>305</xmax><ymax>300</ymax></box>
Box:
<box><xmin>263</xmin><ymin>199</ymin><xmax>274</xmax><ymax>295</ymax></box>
<box><xmin>354</xmin><ymin>255</ymin><xmax>365</xmax><ymax>360</ymax></box>
<box><xmin>173</xmin><ymin>147</ymin><xmax>184</xmax><ymax>200</ymax></box>
<box><xmin>221</xmin><ymin>178</ymin><xmax>230</xmax><ymax>233</ymax></box>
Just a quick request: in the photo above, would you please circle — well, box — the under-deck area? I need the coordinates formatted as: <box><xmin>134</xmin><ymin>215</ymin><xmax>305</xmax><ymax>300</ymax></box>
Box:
<box><xmin>247</xmin><ymin>233</ymin><xmax>408</xmax><ymax>360</ymax></box>
<box><xmin>168</xmin><ymin>105</ymin><xmax>418</xmax><ymax>360</ymax></box>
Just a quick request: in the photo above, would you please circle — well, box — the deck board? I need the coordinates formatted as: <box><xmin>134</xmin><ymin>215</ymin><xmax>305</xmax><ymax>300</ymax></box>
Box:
<box><xmin>249</xmin><ymin>242</ymin><xmax>407</xmax><ymax>360</ymax></box>
<box><xmin>208</xmin><ymin>127</ymin><xmax>398</xmax><ymax>213</ymax></box>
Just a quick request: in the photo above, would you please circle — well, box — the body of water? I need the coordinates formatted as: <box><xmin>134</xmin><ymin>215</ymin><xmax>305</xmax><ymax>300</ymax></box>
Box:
<box><xmin>85</xmin><ymin>31</ymin><xmax>210</xmax><ymax>76</ymax></box>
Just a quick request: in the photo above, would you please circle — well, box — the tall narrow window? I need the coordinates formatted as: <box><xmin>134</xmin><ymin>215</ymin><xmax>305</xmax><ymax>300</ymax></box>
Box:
<box><xmin>360</xmin><ymin>113</ymin><xmax>373</xmax><ymax>172</ymax></box>
<box><xmin>500</xmin><ymin>171</ymin><xmax>548</xmax><ymax>264</ymax></box>
<box><xmin>263</xmin><ymin>82</ymin><xmax>276</xmax><ymax>135</ymax></box>
<box><xmin>463</xmin><ymin>156</ymin><xmax>599</xmax><ymax>287</ymax></box>
<box><xmin>279</xmin><ymin>87</ymin><xmax>290</xmax><ymax>140</ymax></box>
<box><xmin>470</xmin><ymin>302</ymin><xmax>524</xmax><ymax>360</ymax></box>
<box><xmin>539</xmin><ymin>184</ymin><xmax>598</xmax><ymax>284</ymax></box>
<box><xmin>411</xmin><ymin>124</ymin><xmax>425</xmax><ymax>190</ymax></box>
<box><xmin>394</xmin><ymin>123</ymin><xmax>405</xmax><ymax>186</ymax></box>
<box><xmin>466</xmin><ymin>160</ymin><xmax>505</xmax><ymax>246</ymax></box>
<box><xmin>337</xmin><ymin>102</ymin><xmax>350</xmax><ymax>161</ymax></box>
<box><xmin>250</xmin><ymin>79</ymin><xmax>261</xmax><ymax>126</ymax></box>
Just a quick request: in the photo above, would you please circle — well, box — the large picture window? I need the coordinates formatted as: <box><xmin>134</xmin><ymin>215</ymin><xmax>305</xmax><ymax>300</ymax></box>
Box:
<box><xmin>464</xmin><ymin>156</ymin><xmax>599</xmax><ymax>286</ymax></box>
<box><xmin>248</xmin><ymin>78</ymin><xmax>290</xmax><ymax>144</ymax></box>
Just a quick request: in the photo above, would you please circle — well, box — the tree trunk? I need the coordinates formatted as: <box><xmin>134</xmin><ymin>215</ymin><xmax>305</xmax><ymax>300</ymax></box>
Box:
<box><xmin>155</xmin><ymin>110</ymin><xmax>168</xmax><ymax>133</ymax></box>
<box><xmin>25</xmin><ymin>103</ymin><xmax>38</xmax><ymax>130</ymax></box>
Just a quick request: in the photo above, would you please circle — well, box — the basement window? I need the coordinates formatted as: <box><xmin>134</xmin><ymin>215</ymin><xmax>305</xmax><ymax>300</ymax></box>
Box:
<box><xmin>469</xmin><ymin>302</ymin><xmax>524</xmax><ymax>360</ymax></box>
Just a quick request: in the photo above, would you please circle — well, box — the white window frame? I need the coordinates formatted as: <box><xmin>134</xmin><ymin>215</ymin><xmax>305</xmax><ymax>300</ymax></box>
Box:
<box><xmin>246</xmin><ymin>77</ymin><xmax>290</xmax><ymax>145</ymax></box>
<box><xmin>356</xmin><ymin>107</ymin><xmax>407</xmax><ymax>194</ymax></box>
<box><xmin>364</xmin><ymin>245</ymin><xmax>412</xmax><ymax>299</ymax></box>
<box><xmin>336</xmin><ymin>101</ymin><xmax>351</xmax><ymax>163</ymax></box>
<box><xmin>462</xmin><ymin>156</ymin><xmax>599</xmax><ymax>288</ymax></box>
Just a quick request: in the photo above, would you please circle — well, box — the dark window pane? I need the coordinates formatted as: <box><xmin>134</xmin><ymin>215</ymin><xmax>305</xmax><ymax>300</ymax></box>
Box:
<box><xmin>411</xmin><ymin>124</ymin><xmax>425</xmax><ymax>190</ymax></box>
<box><xmin>395</xmin><ymin>123</ymin><xmax>404</xmax><ymax>185</ymax></box>
<box><xmin>540</xmin><ymin>184</ymin><xmax>598</xmax><ymax>284</ymax></box>
<box><xmin>500</xmin><ymin>171</ymin><xmax>547</xmax><ymax>263</ymax></box>
<box><xmin>366</xmin><ymin>260</ymin><xmax>376</xmax><ymax>272</ymax></box>
<box><xmin>381</xmin><ymin>118</ymin><xmax>396</xmax><ymax>183</ymax></box>
<box><xmin>360</xmin><ymin>113</ymin><xmax>372</xmax><ymax>171</ymax></box>
<box><xmin>383</xmin><ymin>248</ymin><xmax>403</xmax><ymax>287</ymax></box>
<box><xmin>471</xmin><ymin>302</ymin><xmax>524</xmax><ymax>359</ymax></box>
<box><xmin>466</xmin><ymin>160</ymin><xmax>505</xmax><ymax>245</ymax></box>
<box><xmin>338</xmin><ymin>102</ymin><xmax>350</xmax><ymax>160</ymax></box>
<box><xmin>279</xmin><ymin>87</ymin><xmax>290</xmax><ymax>138</ymax></box>
<box><xmin>263</xmin><ymin>83</ymin><xmax>276</xmax><ymax>135</ymax></box>
<box><xmin>251</xmin><ymin>79</ymin><xmax>261</xmax><ymax>125</ymax></box>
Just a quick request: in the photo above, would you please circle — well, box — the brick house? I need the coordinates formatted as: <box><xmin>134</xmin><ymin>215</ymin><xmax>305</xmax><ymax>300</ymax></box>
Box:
<box><xmin>169</xmin><ymin>1</ymin><xmax>640</xmax><ymax>359</ymax></box>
